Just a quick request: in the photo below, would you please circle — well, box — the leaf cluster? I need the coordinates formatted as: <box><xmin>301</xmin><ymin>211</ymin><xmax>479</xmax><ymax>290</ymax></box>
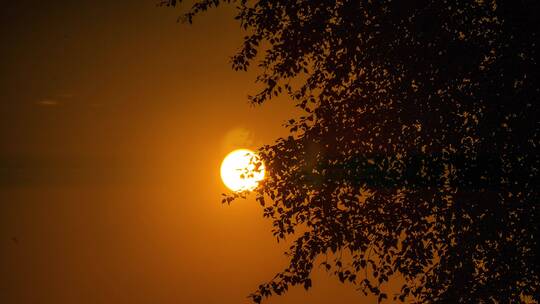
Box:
<box><xmin>165</xmin><ymin>0</ymin><xmax>539</xmax><ymax>302</ymax></box>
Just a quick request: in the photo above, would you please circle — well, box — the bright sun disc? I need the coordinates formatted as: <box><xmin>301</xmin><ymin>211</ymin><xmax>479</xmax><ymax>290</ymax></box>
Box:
<box><xmin>220</xmin><ymin>149</ymin><xmax>265</xmax><ymax>192</ymax></box>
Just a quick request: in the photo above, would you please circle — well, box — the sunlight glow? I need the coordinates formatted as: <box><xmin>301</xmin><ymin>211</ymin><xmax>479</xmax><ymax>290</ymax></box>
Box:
<box><xmin>220</xmin><ymin>149</ymin><xmax>265</xmax><ymax>192</ymax></box>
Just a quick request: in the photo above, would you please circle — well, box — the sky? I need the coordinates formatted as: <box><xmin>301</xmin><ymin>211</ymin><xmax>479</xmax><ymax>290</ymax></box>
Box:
<box><xmin>0</xmin><ymin>1</ymin><xmax>376</xmax><ymax>303</ymax></box>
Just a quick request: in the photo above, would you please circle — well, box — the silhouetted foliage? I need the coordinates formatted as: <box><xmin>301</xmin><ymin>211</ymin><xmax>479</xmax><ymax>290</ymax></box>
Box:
<box><xmin>164</xmin><ymin>0</ymin><xmax>539</xmax><ymax>302</ymax></box>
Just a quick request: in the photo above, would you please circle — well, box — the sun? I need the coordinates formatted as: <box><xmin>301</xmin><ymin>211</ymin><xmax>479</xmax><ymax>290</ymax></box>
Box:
<box><xmin>220</xmin><ymin>149</ymin><xmax>265</xmax><ymax>192</ymax></box>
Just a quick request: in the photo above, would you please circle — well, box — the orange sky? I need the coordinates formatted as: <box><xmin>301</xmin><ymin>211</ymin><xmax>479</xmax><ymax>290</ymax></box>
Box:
<box><xmin>0</xmin><ymin>2</ymin><xmax>376</xmax><ymax>303</ymax></box>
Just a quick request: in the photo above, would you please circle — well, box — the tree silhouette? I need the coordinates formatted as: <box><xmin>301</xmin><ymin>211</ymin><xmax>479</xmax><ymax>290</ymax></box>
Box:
<box><xmin>164</xmin><ymin>0</ymin><xmax>539</xmax><ymax>302</ymax></box>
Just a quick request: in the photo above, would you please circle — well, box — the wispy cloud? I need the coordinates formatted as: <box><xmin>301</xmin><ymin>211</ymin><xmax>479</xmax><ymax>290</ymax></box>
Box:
<box><xmin>222</xmin><ymin>127</ymin><xmax>257</xmax><ymax>152</ymax></box>
<box><xmin>36</xmin><ymin>99</ymin><xmax>60</xmax><ymax>106</ymax></box>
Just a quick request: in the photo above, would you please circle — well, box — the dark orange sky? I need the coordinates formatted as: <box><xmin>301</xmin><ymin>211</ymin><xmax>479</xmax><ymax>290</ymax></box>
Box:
<box><xmin>0</xmin><ymin>2</ymin><xmax>375</xmax><ymax>303</ymax></box>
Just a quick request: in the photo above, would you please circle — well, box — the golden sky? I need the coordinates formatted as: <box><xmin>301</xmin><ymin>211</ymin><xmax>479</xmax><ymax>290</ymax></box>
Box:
<box><xmin>0</xmin><ymin>2</ymin><xmax>376</xmax><ymax>303</ymax></box>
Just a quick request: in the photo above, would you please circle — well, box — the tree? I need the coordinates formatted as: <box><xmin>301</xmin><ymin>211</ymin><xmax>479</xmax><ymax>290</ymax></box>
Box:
<box><xmin>163</xmin><ymin>0</ymin><xmax>539</xmax><ymax>302</ymax></box>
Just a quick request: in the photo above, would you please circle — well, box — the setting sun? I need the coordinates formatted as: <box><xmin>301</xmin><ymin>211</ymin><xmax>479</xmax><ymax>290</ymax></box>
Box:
<box><xmin>220</xmin><ymin>149</ymin><xmax>265</xmax><ymax>192</ymax></box>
